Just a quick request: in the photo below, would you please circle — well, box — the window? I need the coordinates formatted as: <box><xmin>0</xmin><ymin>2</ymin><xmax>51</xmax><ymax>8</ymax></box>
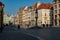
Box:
<box><xmin>55</xmin><ymin>20</ymin><xmax>57</xmax><ymax>25</ymax></box>
<box><xmin>55</xmin><ymin>5</ymin><xmax>57</xmax><ymax>9</ymax></box>
<box><xmin>55</xmin><ymin>10</ymin><xmax>57</xmax><ymax>13</ymax></box>
<box><xmin>54</xmin><ymin>0</ymin><xmax>57</xmax><ymax>4</ymax></box>
<box><xmin>59</xmin><ymin>14</ymin><xmax>60</xmax><ymax>19</ymax></box>
<box><xmin>58</xmin><ymin>0</ymin><xmax>60</xmax><ymax>3</ymax></box>
<box><xmin>59</xmin><ymin>9</ymin><xmax>60</xmax><ymax>13</ymax></box>
<box><xmin>59</xmin><ymin>4</ymin><xmax>60</xmax><ymax>8</ymax></box>
<box><xmin>55</xmin><ymin>15</ymin><xmax>57</xmax><ymax>19</ymax></box>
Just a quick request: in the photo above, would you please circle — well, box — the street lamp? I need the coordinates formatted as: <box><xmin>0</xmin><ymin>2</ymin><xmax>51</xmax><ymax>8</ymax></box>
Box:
<box><xmin>45</xmin><ymin>13</ymin><xmax>46</xmax><ymax>28</ymax></box>
<box><xmin>17</xmin><ymin>12</ymin><xmax>20</xmax><ymax>29</ymax></box>
<box><xmin>35</xmin><ymin>3</ymin><xmax>38</xmax><ymax>27</ymax></box>
<box><xmin>0</xmin><ymin>2</ymin><xmax>4</xmax><ymax>32</ymax></box>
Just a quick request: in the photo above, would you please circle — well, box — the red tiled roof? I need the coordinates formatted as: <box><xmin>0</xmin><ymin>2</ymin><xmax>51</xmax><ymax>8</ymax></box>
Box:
<box><xmin>39</xmin><ymin>4</ymin><xmax>53</xmax><ymax>9</ymax></box>
<box><xmin>33</xmin><ymin>3</ymin><xmax>53</xmax><ymax>10</ymax></box>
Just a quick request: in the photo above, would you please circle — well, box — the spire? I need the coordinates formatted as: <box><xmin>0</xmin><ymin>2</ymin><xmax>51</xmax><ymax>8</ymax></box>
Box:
<box><xmin>37</xmin><ymin>1</ymin><xmax>41</xmax><ymax>8</ymax></box>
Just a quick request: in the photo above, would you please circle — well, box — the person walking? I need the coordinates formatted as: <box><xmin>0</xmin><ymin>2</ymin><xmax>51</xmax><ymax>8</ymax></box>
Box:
<box><xmin>18</xmin><ymin>25</ymin><xmax>20</xmax><ymax>29</ymax></box>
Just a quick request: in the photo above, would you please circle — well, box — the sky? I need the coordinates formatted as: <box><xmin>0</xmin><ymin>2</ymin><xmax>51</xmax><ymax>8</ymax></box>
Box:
<box><xmin>0</xmin><ymin>0</ymin><xmax>53</xmax><ymax>15</ymax></box>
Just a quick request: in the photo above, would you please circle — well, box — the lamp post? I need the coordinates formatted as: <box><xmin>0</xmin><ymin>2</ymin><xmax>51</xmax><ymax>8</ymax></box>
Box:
<box><xmin>35</xmin><ymin>3</ymin><xmax>38</xmax><ymax>27</ymax></box>
<box><xmin>19</xmin><ymin>13</ymin><xmax>20</xmax><ymax>29</ymax></box>
<box><xmin>0</xmin><ymin>2</ymin><xmax>4</xmax><ymax>32</ymax></box>
<box><xmin>45</xmin><ymin>13</ymin><xmax>46</xmax><ymax>28</ymax></box>
<box><xmin>17</xmin><ymin>13</ymin><xmax>20</xmax><ymax>29</ymax></box>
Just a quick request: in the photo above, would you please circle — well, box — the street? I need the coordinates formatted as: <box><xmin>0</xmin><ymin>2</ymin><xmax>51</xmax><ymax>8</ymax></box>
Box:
<box><xmin>0</xmin><ymin>0</ymin><xmax>60</xmax><ymax>40</ymax></box>
<box><xmin>0</xmin><ymin>32</ymin><xmax>39</xmax><ymax>40</ymax></box>
<box><xmin>24</xmin><ymin>27</ymin><xmax>60</xmax><ymax>40</ymax></box>
<box><xmin>0</xmin><ymin>26</ymin><xmax>40</xmax><ymax>40</ymax></box>
<box><xmin>0</xmin><ymin>26</ymin><xmax>60</xmax><ymax>40</ymax></box>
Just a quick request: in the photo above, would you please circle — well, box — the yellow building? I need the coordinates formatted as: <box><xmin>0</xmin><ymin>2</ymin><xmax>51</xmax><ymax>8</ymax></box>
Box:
<box><xmin>53</xmin><ymin>0</ymin><xmax>60</xmax><ymax>27</ymax></box>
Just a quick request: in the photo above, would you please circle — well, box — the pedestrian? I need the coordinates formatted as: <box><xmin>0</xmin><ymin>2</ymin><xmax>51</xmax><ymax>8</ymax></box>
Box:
<box><xmin>18</xmin><ymin>25</ymin><xmax>20</xmax><ymax>29</ymax></box>
<box><xmin>0</xmin><ymin>25</ymin><xmax>3</xmax><ymax>33</ymax></box>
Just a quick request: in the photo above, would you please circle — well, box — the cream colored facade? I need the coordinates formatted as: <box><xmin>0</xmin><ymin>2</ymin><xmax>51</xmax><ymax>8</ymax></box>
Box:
<box><xmin>17</xmin><ymin>2</ymin><xmax>53</xmax><ymax>28</ymax></box>
<box><xmin>53</xmin><ymin>0</ymin><xmax>60</xmax><ymax>27</ymax></box>
<box><xmin>21</xmin><ymin>6</ymin><xmax>35</xmax><ymax>28</ymax></box>
<box><xmin>14</xmin><ymin>13</ymin><xmax>20</xmax><ymax>25</ymax></box>
<box><xmin>3</xmin><ymin>14</ymin><xmax>10</xmax><ymax>25</ymax></box>
<box><xmin>38</xmin><ymin>9</ymin><xmax>53</xmax><ymax>27</ymax></box>
<box><xmin>21</xmin><ymin>6</ymin><xmax>53</xmax><ymax>28</ymax></box>
<box><xmin>33</xmin><ymin>3</ymin><xmax>53</xmax><ymax>27</ymax></box>
<box><xmin>16</xmin><ymin>7</ymin><xmax>24</xmax><ymax>27</ymax></box>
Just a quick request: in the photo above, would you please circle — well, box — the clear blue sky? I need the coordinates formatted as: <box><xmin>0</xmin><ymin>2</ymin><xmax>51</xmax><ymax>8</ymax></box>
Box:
<box><xmin>0</xmin><ymin>0</ymin><xmax>53</xmax><ymax>15</ymax></box>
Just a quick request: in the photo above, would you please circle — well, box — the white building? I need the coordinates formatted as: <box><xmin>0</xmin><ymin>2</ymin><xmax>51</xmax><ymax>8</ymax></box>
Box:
<box><xmin>33</xmin><ymin>3</ymin><xmax>53</xmax><ymax>27</ymax></box>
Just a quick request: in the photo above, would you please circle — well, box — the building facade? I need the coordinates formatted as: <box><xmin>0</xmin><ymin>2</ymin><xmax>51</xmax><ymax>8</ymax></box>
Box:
<box><xmin>0</xmin><ymin>2</ymin><xmax>4</xmax><ymax>29</ymax></box>
<box><xmin>53</xmin><ymin>0</ymin><xmax>60</xmax><ymax>27</ymax></box>
<box><xmin>9</xmin><ymin>15</ymin><xmax>15</xmax><ymax>25</ymax></box>
<box><xmin>16</xmin><ymin>2</ymin><xmax>53</xmax><ymax>28</ymax></box>
<box><xmin>18</xmin><ymin>6</ymin><xmax>35</xmax><ymax>28</ymax></box>
<box><xmin>3</xmin><ymin>14</ymin><xmax>10</xmax><ymax>25</ymax></box>
<box><xmin>14</xmin><ymin>13</ymin><xmax>20</xmax><ymax>25</ymax></box>
<box><xmin>33</xmin><ymin>3</ymin><xmax>53</xmax><ymax>27</ymax></box>
<box><xmin>21</xmin><ymin>6</ymin><xmax>34</xmax><ymax>28</ymax></box>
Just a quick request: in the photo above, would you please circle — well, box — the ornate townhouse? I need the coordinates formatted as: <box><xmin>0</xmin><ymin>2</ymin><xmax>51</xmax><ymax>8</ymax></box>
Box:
<box><xmin>53</xmin><ymin>0</ymin><xmax>60</xmax><ymax>27</ymax></box>
<box><xmin>33</xmin><ymin>2</ymin><xmax>53</xmax><ymax>28</ymax></box>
